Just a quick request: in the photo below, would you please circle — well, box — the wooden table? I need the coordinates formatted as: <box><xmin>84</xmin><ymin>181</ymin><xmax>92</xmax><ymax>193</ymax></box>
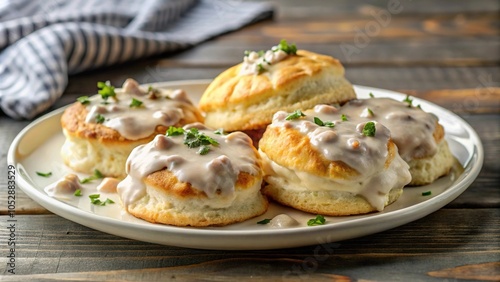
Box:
<box><xmin>1</xmin><ymin>1</ymin><xmax>499</xmax><ymax>280</ymax></box>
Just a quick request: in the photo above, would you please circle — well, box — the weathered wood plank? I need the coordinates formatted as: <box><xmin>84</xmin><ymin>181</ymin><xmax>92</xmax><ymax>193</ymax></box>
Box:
<box><xmin>159</xmin><ymin>38</ymin><xmax>500</xmax><ymax>67</ymax></box>
<box><xmin>224</xmin><ymin>13</ymin><xmax>499</xmax><ymax>41</ymax></box>
<box><xmin>0</xmin><ymin>209</ymin><xmax>498</xmax><ymax>279</ymax></box>
<box><xmin>164</xmin><ymin>12</ymin><xmax>500</xmax><ymax>67</ymax></box>
<box><xmin>273</xmin><ymin>0</ymin><xmax>500</xmax><ymax>19</ymax></box>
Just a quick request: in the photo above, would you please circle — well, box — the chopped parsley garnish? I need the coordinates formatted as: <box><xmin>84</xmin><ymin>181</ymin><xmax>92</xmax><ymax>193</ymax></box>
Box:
<box><xmin>198</xmin><ymin>145</ymin><xmax>210</xmax><ymax>155</ymax></box>
<box><xmin>74</xmin><ymin>189</ymin><xmax>82</xmax><ymax>197</ymax></box>
<box><xmin>77</xmin><ymin>96</ymin><xmax>90</xmax><ymax>105</ymax></box>
<box><xmin>36</xmin><ymin>171</ymin><xmax>52</xmax><ymax>177</ymax></box>
<box><xmin>403</xmin><ymin>95</ymin><xmax>413</xmax><ymax>107</ymax></box>
<box><xmin>89</xmin><ymin>194</ymin><xmax>115</xmax><ymax>206</ymax></box>
<box><xmin>257</xmin><ymin>219</ymin><xmax>271</xmax><ymax>225</ymax></box>
<box><xmin>95</xmin><ymin>114</ymin><xmax>105</xmax><ymax>124</ymax></box>
<box><xmin>362</xmin><ymin>122</ymin><xmax>376</xmax><ymax>137</ymax></box>
<box><xmin>285</xmin><ymin>110</ymin><xmax>306</xmax><ymax>120</ymax></box>
<box><xmin>341</xmin><ymin>114</ymin><xmax>348</xmax><ymax>121</ymax></box>
<box><xmin>369</xmin><ymin>92</ymin><xmax>375</xmax><ymax>98</ymax></box>
<box><xmin>257</xmin><ymin>63</ymin><xmax>265</xmax><ymax>74</ymax></box>
<box><xmin>80</xmin><ymin>169</ymin><xmax>104</xmax><ymax>184</ymax></box>
<box><xmin>417</xmin><ymin>104</ymin><xmax>422</xmax><ymax>109</ymax></box>
<box><xmin>167</xmin><ymin>127</ymin><xmax>219</xmax><ymax>155</ymax></box>
<box><xmin>184</xmin><ymin>128</ymin><xmax>219</xmax><ymax>149</ymax></box>
<box><xmin>214</xmin><ymin>128</ymin><xmax>225</xmax><ymax>135</ymax></box>
<box><xmin>313</xmin><ymin>117</ymin><xmax>335</xmax><ymax>128</ymax></box>
<box><xmin>129</xmin><ymin>98</ymin><xmax>143</xmax><ymax>108</ymax></box>
<box><xmin>147</xmin><ymin>86</ymin><xmax>161</xmax><ymax>99</ymax></box>
<box><xmin>307</xmin><ymin>215</ymin><xmax>326</xmax><ymax>226</ymax></box>
<box><xmin>367</xmin><ymin>108</ymin><xmax>374</xmax><ymax>116</ymax></box>
<box><xmin>244</xmin><ymin>50</ymin><xmax>250</xmax><ymax>57</ymax></box>
<box><xmin>422</xmin><ymin>191</ymin><xmax>432</xmax><ymax>196</ymax></box>
<box><xmin>166</xmin><ymin>126</ymin><xmax>185</xmax><ymax>137</ymax></box>
<box><xmin>97</xmin><ymin>81</ymin><xmax>116</xmax><ymax>101</ymax></box>
<box><xmin>272</xmin><ymin>39</ymin><xmax>297</xmax><ymax>55</ymax></box>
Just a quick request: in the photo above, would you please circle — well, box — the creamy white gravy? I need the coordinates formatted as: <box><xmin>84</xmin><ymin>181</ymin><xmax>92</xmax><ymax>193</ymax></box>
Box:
<box><xmin>84</xmin><ymin>79</ymin><xmax>199</xmax><ymax>140</ymax></box>
<box><xmin>269</xmin><ymin>214</ymin><xmax>299</xmax><ymax>228</ymax></box>
<box><xmin>239</xmin><ymin>50</ymin><xmax>289</xmax><ymax>75</ymax></box>
<box><xmin>338</xmin><ymin>98</ymin><xmax>438</xmax><ymax>161</ymax></box>
<box><xmin>265</xmin><ymin>105</ymin><xmax>411</xmax><ymax>211</ymax></box>
<box><xmin>117</xmin><ymin>123</ymin><xmax>261</xmax><ymax>207</ymax></box>
<box><xmin>44</xmin><ymin>174</ymin><xmax>82</xmax><ymax>198</ymax></box>
<box><xmin>97</xmin><ymin>177</ymin><xmax>119</xmax><ymax>193</ymax></box>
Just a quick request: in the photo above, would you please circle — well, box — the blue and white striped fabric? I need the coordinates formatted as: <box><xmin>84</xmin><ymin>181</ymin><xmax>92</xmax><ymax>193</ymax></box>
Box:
<box><xmin>0</xmin><ymin>0</ymin><xmax>273</xmax><ymax>119</ymax></box>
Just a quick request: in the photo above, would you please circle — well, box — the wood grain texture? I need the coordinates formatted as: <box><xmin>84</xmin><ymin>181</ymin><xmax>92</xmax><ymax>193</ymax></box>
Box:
<box><xmin>428</xmin><ymin>262</ymin><xmax>500</xmax><ymax>281</ymax></box>
<box><xmin>273</xmin><ymin>0</ymin><xmax>500</xmax><ymax>19</ymax></box>
<box><xmin>0</xmin><ymin>209</ymin><xmax>498</xmax><ymax>279</ymax></box>
<box><xmin>163</xmin><ymin>13</ymin><xmax>500</xmax><ymax>67</ymax></box>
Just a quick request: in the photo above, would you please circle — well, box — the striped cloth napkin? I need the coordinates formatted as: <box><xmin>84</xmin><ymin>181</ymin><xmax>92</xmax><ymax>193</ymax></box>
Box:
<box><xmin>0</xmin><ymin>0</ymin><xmax>273</xmax><ymax>119</ymax></box>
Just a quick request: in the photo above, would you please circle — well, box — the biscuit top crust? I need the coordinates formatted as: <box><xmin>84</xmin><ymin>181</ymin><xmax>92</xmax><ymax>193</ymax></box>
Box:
<box><xmin>268</xmin><ymin>106</ymin><xmax>393</xmax><ymax>177</ymax></box>
<box><xmin>198</xmin><ymin>49</ymin><xmax>344</xmax><ymax>112</ymax></box>
<box><xmin>337</xmin><ymin>97</ymin><xmax>441</xmax><ymax>161</ymax></box>
<box><xmin>63</xmin><ymin>79</ymin><xmax>202</xmax><ymax>141</ymax></box>
<box><xmin>260</xmin><ymin>105</ymin><xmax>412</xmax><ymax>210</ymax></box>
<box><xmin>117</xmin><ymin>123</ymin><xmax>261</xmax><ymax>206</ymax></box>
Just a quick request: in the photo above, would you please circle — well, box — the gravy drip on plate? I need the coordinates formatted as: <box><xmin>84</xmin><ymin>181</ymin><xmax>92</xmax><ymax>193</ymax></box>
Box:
<box><xmin>268</xmin><ymin>105</ymin><xmax>411</xmax><ymax>210</ymax></box>
<box><xmin>269</xmin><ymin>214</ymin><xmax>299</xmax><ymax>228</ymax></box>
<box><xmin>117</xmin><ymin>124</ymin><xmax>261</xmax><ymax>207</ymax></box>
<box><xmin>44</xmin><ymin>174</ymin><xmax>82</xmax><ymax>198</ymax></box>
<box><xmin>338</xmin><ymin>98</ymin><xmax>438</xmax><ymax>161</ymax></box>
<box><xmin>85</xmin><ymin>79</ymin><xmax>199</xmax><ymax>140</ymax></box>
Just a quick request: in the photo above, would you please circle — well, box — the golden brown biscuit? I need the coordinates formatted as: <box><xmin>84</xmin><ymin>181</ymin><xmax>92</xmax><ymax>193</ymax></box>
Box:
<box><xmin>259</xmin><ymin>106</ymin><xmax>412</xmax><ymax>216</ymax></box>
<box><xmin>337</xmin><ymin>97</ymin><xmax>455</xmax><ymax>185</ymax></box>
<box><xmin>61</xmin><ymin>79</ymin><xmax>203</xmax><ymax>178</ymax></box>
<box><xmin>117</xmin><ymin>124</ymin><xmax>268</xmax><ymax>226</ymax></box>
<box><xmin>199</xmin><ymin>46</ymin><xmax>357</xmax><ymax>136</ymax></box>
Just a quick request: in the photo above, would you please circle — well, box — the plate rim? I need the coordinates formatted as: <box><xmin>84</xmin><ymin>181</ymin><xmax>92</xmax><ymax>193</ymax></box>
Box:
<box><xmin>7</xmin><ymin>80</ymin><xmax>484</xmax><ymax>249</ymax></box>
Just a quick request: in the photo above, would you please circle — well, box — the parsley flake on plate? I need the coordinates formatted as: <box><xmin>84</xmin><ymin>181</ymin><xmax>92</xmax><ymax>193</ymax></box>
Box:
<box><xmin>80</xmin><ymin>169</ymin><xmax>104</xmax><ymax>184</ymax></box>
<box><xmin>89</xmin><ymin>194</ymin><xmax>115</xmax><ymax>206</ymax></box>
<box><xmin>307</xmin><ymin>215</ymin><xmax>326</xmax><ymax>226</ymax></box>
<box><xmin>36</xmin><ymin>171</ymin><xmax>52</xmax><ymax>177</ymax></box>
<box><xmin>257</xmin><ymin>219</ymin><xmax>271</xmax><ymax>225</ymax></box>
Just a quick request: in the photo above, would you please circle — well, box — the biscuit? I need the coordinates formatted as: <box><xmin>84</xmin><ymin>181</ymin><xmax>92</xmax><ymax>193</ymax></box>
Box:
<box><xmin>199</xmin><ymin>46</ymin><xmax>356</xmax><ymax>138</ymax></box>
<box><xmin>337</xmin><ymin>97</ymin><xmax>455</xmax><ymax>185</ymax></box>
<box><xmin>61</xmin><ymin>79</ymin><xmax>203</xmax><ymax>178</ymax></box>
<box><xmin>117</xmin><ymin>124</ymin><xmax>268</xmax><ymax>226</ymax></box>
<box><xmin>259</xmin><ymin>106</ymin><xmax>411</xmax><ymax>215</ymax></box>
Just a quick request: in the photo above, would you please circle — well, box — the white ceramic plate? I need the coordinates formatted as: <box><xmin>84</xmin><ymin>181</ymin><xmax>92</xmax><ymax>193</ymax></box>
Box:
<box><xmin>8</xmin><ymin>80</ymin><xmax>483</xmax><ymax>250</ymax></box>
